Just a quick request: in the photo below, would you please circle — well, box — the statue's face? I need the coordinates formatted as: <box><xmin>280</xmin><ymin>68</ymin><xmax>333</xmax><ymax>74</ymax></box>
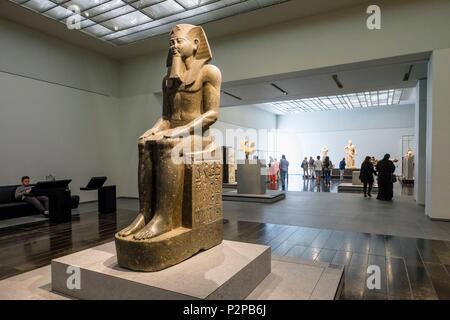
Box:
<box><xmin>170</xmin><ymin>33</ymin><xmax>198</xmax><ymax>59</ymax></box>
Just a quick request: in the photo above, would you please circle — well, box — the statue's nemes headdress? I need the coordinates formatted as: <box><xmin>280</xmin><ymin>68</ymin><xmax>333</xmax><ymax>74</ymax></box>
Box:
<box><xmin>166</xmin><ymin>24</ymin><xmax>212</xmax><ymax>68</ymax></box>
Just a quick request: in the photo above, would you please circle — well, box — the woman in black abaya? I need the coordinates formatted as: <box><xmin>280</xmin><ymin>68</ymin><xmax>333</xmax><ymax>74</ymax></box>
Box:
<box><xmin>376</xmin><ymin>153</ymin><xmax>396</xmax><ymax>201</ymax></box>
<box><xmin>360</xmin><ymin>156</ymin><xmax>377</xmax><ymax>198</ymax></box>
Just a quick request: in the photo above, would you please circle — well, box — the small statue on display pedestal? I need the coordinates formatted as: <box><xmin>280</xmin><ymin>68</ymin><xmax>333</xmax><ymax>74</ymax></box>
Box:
<box><xmin>370</xmin><ymin>156</ymin><xmax>378</xmax><ymax>166</ymax></box>
<box><xmin>402</xmin><ymin>149</ymin><xmax>415</xmax><ymax>180</ymax></box>
<box><xmin>344</xmin><ymin>140</ymin><xmax>357</xmax><ymax>168</ymax></box>
<box><xmin>240</xmin><ymin>140</ymin><xmax>256</xmax><ymax>160</ymax></box>
<box><xmin>228</xmin><ymin>148</ymin><xmax>237</xmax><ymax>183</ymax></box>
<box><xmin>320</xmin><ymin>146</ymin><xmax>329</xmax><ymax>159</ymax></box>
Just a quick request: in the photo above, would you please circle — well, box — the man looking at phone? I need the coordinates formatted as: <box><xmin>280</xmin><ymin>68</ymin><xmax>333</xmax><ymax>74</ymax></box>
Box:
<box><xmin>15</xmin><ymin>176</ymin><xmax>49</xmax><ymax>217</ymax></box>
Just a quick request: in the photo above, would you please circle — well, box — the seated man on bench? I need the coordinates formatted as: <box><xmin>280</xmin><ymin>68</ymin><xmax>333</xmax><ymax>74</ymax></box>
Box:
<box><xmin>15</xmin><ymin>176</ymin><xmax>49</xmax><ymax>217</ymax></box>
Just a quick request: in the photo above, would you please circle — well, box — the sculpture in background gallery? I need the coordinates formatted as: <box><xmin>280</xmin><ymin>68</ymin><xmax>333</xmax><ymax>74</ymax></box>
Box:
<box><xmin>320</xmin><ymin>146</ymin><xmax>329</xmax><ymax>159</ymax></box>
<box><xmin>228</xmin><ymin>148</ymin><xmax>237</xmax><ymax>183</ymax></box>
<box><xmin>345</xmin><ymin>140</ymin><xmax>357</xmax><ymax>168</ymax></box>
<box><xmin>237</xmin><ymin>140</ymin><xmax>266</xmax><ymax>195</ymax></box>
<box><xmin>115</xmin><ymin>24</ymin><xmax>223</xmax><ymax>272</ymax></box>
<box><xmin>402</xmin><ymin>149</ymin><xmax>415</xmax><ymax>180</ymax></box>
<box><xmin>241</xmin><ymin>140</ymin><xmax>256</xmax><ymax>160</ymax></box>
<box><xmin>222</xmin><ymin>146</ymin><xmax>237</xmax><ymax>184</ymax></box>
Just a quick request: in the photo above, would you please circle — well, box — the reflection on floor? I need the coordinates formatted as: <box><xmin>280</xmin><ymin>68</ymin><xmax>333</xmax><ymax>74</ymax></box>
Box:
<box><xmin>267</xmin><ymin>174</ymin><xmax>340</xmax><ymax>192</ymax></box>
<box><xmin>267</xmin><ymin>174</ymin><xmax>414</xmax><ymax>196</ymax></box>
<box><xmin>1</xmin><ymin>207</ymin><xmax>450</xmax><ymax>300</ymax></box>
<box><xmin>224</xmin><ymin>220</ymin><xmax>450</xmax><ymax>300</ymax></box>
<box><xmin>224</xmin><ymin>192</ymin><xmax>448</xmax><ymax>241</ymax></box>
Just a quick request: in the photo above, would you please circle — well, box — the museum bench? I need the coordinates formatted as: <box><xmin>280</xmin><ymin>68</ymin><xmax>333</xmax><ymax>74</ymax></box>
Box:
<box><xmin>0</xmin><ymin>184</ymin><xmax>79</xmax><ymax>221</ymax></box>
<box><xmin>0</xmin><ymin>184</ymin><xmax>39</xmax><ymax>220</ymax></box>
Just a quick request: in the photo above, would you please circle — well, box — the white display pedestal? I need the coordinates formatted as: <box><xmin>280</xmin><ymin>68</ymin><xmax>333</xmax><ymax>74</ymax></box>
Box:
<box><xmin>223</xmin><ymin>189</ymin><xmax>285</xmax><ymax>203</ymax></box>
<box><xmin>338</xmin><ymin>170</ymin><xmax>379</xmax><ymax>193</ymax></box>
<box><xmin>51</xmin><ymin>240</ymin><xmax>271</xmax><ymax>300</ymax></box>
<box><xmin>0</xmin><ymin>241</ymin><xmax>344</xmax><ymax>300</ymax></box>
<box><xmin>236</xmin><ymin>160</ymin><xmax>267</xmax><ymax>195</ymax></box>
<box><xmin>352</xmin><ymin>171</ymin><xmax>362</xmax><ymax>185</ymax></box>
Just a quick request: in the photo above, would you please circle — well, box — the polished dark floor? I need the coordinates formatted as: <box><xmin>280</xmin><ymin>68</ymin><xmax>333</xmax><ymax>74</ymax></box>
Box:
<box><xmin>1</xmin><ymin>208</ymin><xmax>450</xmax><ymax>300</ymax></box>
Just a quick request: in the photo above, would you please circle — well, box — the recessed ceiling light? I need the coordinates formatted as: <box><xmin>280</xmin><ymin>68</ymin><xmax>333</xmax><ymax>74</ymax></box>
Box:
<box><xmin>221</xmin><ymin>90</ymin><xmax>242</xmax><ymax>101</ymax></box>
<box><xmin>271</xmin><ymin>83</ymin><xmax>288</xmax><ymax>95</ymax></box>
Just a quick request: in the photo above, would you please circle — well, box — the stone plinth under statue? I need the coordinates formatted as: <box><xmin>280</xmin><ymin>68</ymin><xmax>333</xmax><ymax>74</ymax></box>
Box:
<box><xmin>223</xmin><ymin>189</ymin><xmax>286</xmax><ymax>203</ymax></box>
<box><xmin>48</xmin><ymin>240</ymin><xmax>343</xmax><ymax>300</ymax></box>
<box><xmin>225</xmin><ymin>160</ymin><xmax>284</xmax><ymax>203</ymax></box>
<box><xmin>338</xmin><ymin>171</ymin><xmax>378</xmax><ymax>193</ymax></box>
<box><xmin>352</xmin><ymin>171</ymin><xmax>363</xmax><ymax>185</ymax></box>
<box><xmin>338</xmin><ymin>182</ymin><xmax>379</xmax><ymax>193</ymax></box>
<box><xmin>331</xmin><ymin>168</ymin><xmax>360</xmax><ymax>179</ymax></box>
<box><xmin>53</xmin><ymin>241</ymin><xmax>271</xmax><ymax>300</ymax></box>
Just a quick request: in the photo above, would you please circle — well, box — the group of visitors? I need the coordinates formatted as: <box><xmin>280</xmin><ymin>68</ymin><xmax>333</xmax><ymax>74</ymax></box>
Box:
<box><xmin>300</xmin><ymin>152</ymin><xmax>397</xmax><ymax>200</ymax></box>
<box><xmin>301</xmin><ymin>156</ymin><xmax>334</xmax><ymax>186</ymax></box>
<box><xmin>269</xmin><ymin>155</ymin><xmax>290</xmax><ymax>191</ymax></box>
<box><xmin>271</xmin><ymin>152</ymin><xmax>396</xmax><ymax>198</ymax></box>
<box><xmin>301</xmin><ymin>157</ymin><xmax>315</xmax><ymax>179</ymax></box>
<box><xmin>359</xmin><ymin>153</ymin><xmax>396</xmax><ymax>200</ymax></box>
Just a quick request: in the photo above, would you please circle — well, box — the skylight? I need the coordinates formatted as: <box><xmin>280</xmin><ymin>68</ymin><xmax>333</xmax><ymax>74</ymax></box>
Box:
<box><xmin>268</xmin><ymin>89</ymin><xmax>405</xmax><ymax>114</ymax></box>
<box><xmin>9</xmin><ymin>0</ymin><xmax>288</xmax><ymax>45</ymax></box>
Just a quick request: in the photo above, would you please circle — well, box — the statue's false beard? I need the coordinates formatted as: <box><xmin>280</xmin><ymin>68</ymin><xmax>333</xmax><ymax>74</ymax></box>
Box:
<box><xmin>168</xmin><ymin>54</ymin><xmax>186</xmax><ymax>83</ymax></box>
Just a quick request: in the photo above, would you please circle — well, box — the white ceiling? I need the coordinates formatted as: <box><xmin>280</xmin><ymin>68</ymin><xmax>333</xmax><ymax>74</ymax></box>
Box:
<box><xmin>220</xmin><ymin>53</ymin><xmax>429</xmax><ymax>114</ymax></box>
<box><xmin>8</xmin><ymin>0</ymin><xmax>288</xmax><ymax>46</ymax></box>
<box><xmin>264</xmin><ymin>88</ymin><xmax>409</xmax><ymax>114</ymax></box>
<box><xmin>0</xmin><ymin>0</ymin><xmax>374</xmax><ymax>59</ymax></box>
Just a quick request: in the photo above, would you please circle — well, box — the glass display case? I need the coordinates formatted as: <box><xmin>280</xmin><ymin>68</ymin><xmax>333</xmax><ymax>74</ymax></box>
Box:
<box><xmin>401</xmin><ymin>135</ymin><xmax>415</xmax><ymax>182</ymax></box>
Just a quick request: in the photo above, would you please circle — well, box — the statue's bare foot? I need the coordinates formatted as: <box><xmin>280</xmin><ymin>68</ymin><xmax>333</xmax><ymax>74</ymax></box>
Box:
<box><xmin>133</xmin><ymin>215</ymin><xmax>171</xmax><ymax>240</ymax></box>
<box><xmin>118</xmin><ymin>213</ymin><xmax>146</xmax><ymax>237</ymax></box>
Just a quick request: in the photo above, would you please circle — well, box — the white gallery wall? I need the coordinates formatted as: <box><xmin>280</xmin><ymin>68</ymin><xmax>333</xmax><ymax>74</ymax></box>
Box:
<box><xmin>277</xmin><ymin>105</ymin><xmax>415</xmax><ymax>174</ymax></box>
<box><xmin>0</xmin><ymin>18</ymin><xmax>121</xmax><ymax>202</ymax></box>
<box><xmin>425</xmin><ymin>48</ymin><xmax>450</xmax><ymax>220</ymax></box>
<box><xmin>212</xmin><ymin>105</ymin><xmax>277</xmax><ymax>161</ymax></box>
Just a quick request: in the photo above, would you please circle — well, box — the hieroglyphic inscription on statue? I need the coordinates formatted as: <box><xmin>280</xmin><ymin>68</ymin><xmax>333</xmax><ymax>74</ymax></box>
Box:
<box><xmin>193</xmin><ymin>162</ymin><xmax>222</xmax><ymax>226</ymax></box>
<box><xmin>182</xmin><ymin>162</ymin><xmax>222</xmax><ymax>229</ymax></box>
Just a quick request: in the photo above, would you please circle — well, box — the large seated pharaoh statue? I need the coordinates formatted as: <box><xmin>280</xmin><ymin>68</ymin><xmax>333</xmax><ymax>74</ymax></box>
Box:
<box><xmin>115</xmin><ymin>24</ymin><xmax>223</xmax><ymax>272</ymax></box>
